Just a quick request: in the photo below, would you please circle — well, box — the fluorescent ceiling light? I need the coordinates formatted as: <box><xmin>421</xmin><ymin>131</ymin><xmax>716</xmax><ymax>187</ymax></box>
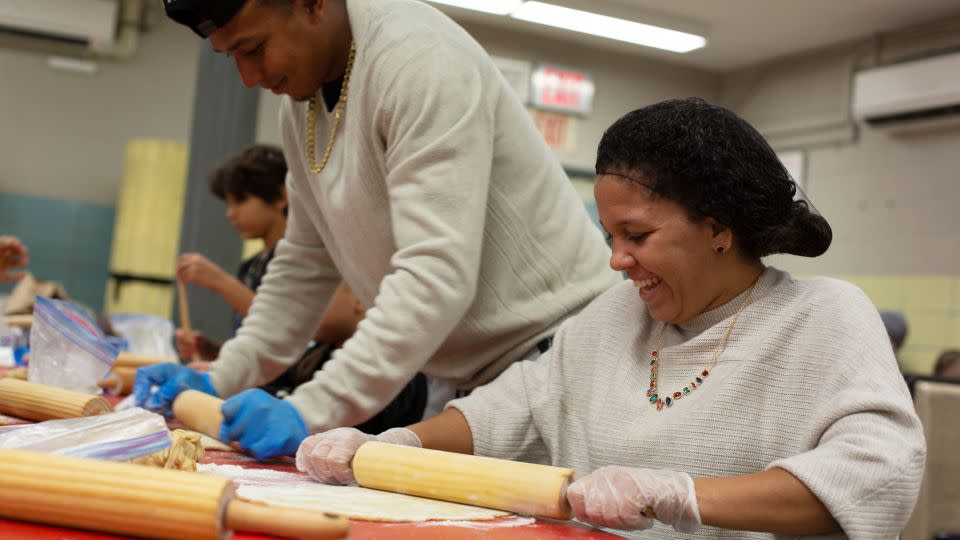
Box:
<box><xmin>512</xmin><ymin>2</ymin><xmax>706</xmax><ymax>53</ymax></box>
<box><xmin>426</xmin><ymin>0</ymin><xmax>523</xmax><ymax>16</ymax></box>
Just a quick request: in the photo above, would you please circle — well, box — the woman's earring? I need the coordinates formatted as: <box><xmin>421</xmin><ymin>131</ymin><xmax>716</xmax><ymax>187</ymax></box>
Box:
<box><xmin>715</xmin><ymin>246</ymin><xmax>726</xmax><ymax>254</ymax></box>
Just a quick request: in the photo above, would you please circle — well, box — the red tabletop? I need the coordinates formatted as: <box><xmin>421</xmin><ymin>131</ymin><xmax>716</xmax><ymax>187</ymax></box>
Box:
<box><xmin>0</xmin><ymin>372</ymin><xmax>621</xmax><ymax>539</ymax></box>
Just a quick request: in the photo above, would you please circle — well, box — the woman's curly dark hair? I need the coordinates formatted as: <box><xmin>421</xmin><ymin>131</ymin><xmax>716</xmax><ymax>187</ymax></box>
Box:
<box><xmin>595</xmin><ymin>98</ymin><xmax>831</xmax><ymax>258</ymax></box>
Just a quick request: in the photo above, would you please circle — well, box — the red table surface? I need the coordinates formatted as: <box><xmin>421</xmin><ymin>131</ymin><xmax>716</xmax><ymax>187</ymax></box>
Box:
<box><xmin>0</xmin><ymin>370</ymin><xmax>621</xmax><ymax>539</ymax></box>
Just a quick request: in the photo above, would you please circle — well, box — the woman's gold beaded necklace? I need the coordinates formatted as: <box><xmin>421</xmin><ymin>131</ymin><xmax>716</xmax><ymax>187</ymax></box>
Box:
<box><xmin>306</xmin><ymin>41</ymin><xmax>356</xmax><ymax>174</ymax></box>
<box><xmin>646</xmin><ymin>283</ymin><xmax>757</xmax><ymax>411</ymax></box>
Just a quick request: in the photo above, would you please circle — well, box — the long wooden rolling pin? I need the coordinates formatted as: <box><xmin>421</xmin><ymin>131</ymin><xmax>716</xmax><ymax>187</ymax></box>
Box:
<box><xmin>0</xmin><ymin>448</ymin><xmax>349</xmax><ymax>540</ymax></box>
<box><xmin>0</xmin><ymin>378</ymin><xmax>112</xmax><ymax>421</ymax></box>
<box><xmin>114</xmin><ymin>352</ymin><xmax>177</xmax><ymax>369</ymax></box>
<box><xmin>173</xmin><ymin>390</ymin><xmax>577</xmax><ymax>519</ymax></box>
<box><xmin>353</xmin><ymin>441</ymin><xmax>576</xmax><ymax>520</ymax></box>
<box><xmin>2</xmin><ymin>313</ymin><xmax>32</xmax><ymax>329</ymax></box>
<box><xmin>98</xmin><ymin>354</ymin><xmax>177</xmax><ymax>396</ymax></box>
<box><xmin>177</xmin><ymin>279</ymin><xmax>202</xmax><ymax>365</ymax></box>
<box><xmin>98</xmin><ymin>366</ymin><xmax>138</xmax><ymax>396</ymax></box>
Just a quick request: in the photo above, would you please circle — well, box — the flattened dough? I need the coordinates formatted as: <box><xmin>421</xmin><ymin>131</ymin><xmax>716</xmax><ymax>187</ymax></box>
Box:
<box><xmin>237</xmin><ymin>484</ymin><xmax>511</xmax><ymax>522</ymax></box>
<box><xmin>197</xmin><ymin>463</ymin><xmax>509</xmax><ymax>522</ymax></box>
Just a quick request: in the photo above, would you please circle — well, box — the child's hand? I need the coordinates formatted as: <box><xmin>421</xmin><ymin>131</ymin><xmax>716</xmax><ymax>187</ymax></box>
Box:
<box><xmin>175</xmin><ymin>328</ymin><xmax>219</xmax><ymax>360</ymax></box>
<box><xmin>176</xmin><ymin>253</ymin><xmax>226</xmax><ymax>290</ymax></box>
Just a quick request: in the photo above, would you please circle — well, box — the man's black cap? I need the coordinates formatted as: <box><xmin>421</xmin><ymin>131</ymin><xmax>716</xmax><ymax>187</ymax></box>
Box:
<box><xmin>162</xmin><ymin>0</ymin><xmax>249</xmax><ymax>38</ymax></box>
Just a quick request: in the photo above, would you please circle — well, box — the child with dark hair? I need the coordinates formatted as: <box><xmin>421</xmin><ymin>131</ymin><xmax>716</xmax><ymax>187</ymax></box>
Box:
<box><xmin>177</xmin><ymin>144</ymin><xmax>289</xmax><ymax>356</ymax></box>
<box><xmin>175</xmin><ymin>144</ymin><xmax>426</xmax><ymax>433</ymax></box>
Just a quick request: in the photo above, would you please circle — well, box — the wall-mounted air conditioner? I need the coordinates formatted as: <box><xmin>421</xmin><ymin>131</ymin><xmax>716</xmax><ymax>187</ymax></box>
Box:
<box><xmin>0</xmin><ymin>0</ymin><xmax>118</xmax><ymax>53</ymax></box>
<box><xmin>852</xmin><ymin>51</ymin><xmax>960</xmax><ymax>127</ymax></box>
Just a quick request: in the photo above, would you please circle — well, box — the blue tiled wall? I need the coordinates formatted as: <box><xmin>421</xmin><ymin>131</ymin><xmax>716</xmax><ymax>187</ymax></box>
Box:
<box><xmin>0</xmin><ymin>193</ymin><xmax>115</xmax><ymax>313</ymax></box>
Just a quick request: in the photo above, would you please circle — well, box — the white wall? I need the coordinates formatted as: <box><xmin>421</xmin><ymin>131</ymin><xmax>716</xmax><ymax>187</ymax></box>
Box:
<box><xmin>719</xmin><ymin>27</ymin><xmax>960</xmax><ymax>276</ymax></box>
<box><xmin>773</xmin><ymin>125</ymin><xmax>960</xmax><ymax>275</ymax></box>
<box><xmin>0</xmin><ymin>17</ymin><xmax>200</xmax><ymax>205</ymax></box>
<box><xmin>1</xmin><ymin>13</ymin><xmax>713</xmax><ymax>202</ymax></box>
<box><xmin>3</xmin><ymin>9</ymin><xmax>958</xmax><ymax>280</ymax></box>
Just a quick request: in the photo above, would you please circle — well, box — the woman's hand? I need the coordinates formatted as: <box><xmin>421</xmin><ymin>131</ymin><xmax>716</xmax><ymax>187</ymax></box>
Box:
<box><xmin>567</xmin><ymin>466</ymin><xmax>700</xmax><ymax>532</ymax></box>
<box><xmin>296</xmin><ymin>427</ymin><xmax>422</xmax><ymax>485</ymax></box>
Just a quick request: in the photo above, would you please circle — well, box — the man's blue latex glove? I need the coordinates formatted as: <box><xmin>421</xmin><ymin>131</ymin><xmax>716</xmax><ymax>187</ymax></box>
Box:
<box><xmin>220</xmin><ymin>388</ymin><xmax>309</xmax><ymax>461</ymax></box>
<box><xmin>133</xmin><ymin>363</ymin><xmax>217</xmax><ymax>417</ymax></box>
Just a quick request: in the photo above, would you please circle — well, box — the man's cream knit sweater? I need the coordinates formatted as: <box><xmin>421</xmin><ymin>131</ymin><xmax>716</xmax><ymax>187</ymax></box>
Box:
<box><xmin>209</xmin><ymin>0</ymin><xmax>619</xmax><ymax>431</ymax></box>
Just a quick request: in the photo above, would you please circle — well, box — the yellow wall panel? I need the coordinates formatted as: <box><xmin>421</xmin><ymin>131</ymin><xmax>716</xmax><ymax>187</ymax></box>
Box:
<box><xmin>242</xmin><ymin>239</ymin><xmax>264</xmax><ymax>260</ymax></box>
<box><xmin>899</xmin><ymin>349</ymin><xmax>936</xmax><ymax>374</ymax></box>
<box><xmin>901</xmin><ymin>276</ymin><xmax>953</xmax><ymax>313</ymax></box>
<box><xmin>948</xmin><ymin>316</ymin><xmax>960</xmax><ymax>350</ymax></box>
<box><xmin>815</xmin><ymin>273</ymin><xmax>959</xmax><ymax>375</ymax></box>
<box><xmin>902</xmin><ymin>313</ymin><xmax>949</xmax><ymax>349</ymax></box>
<box><xmin>852</xmin><ymin>275</ymin><xmax>904</xmax><ymax>311</ymax></box>
<box><xmin>105</xmin><ymin>139</ymin><xmax>188</xmax><ymax>317</ymax></box>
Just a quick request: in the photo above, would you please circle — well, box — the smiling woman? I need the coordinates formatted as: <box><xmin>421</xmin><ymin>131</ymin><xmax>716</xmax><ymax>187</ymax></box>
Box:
<box><xmin>593</xmin><ymin>97</ymin><xmax>831</xmax><ymax>324</ymax></box>
<box><xmin>297</xmin><ymin>98</ymin><xmax>925</xmax><ymax>539</ymax></box>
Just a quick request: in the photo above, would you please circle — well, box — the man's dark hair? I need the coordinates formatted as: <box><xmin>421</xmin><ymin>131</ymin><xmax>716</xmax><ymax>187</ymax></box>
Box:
<box><xmin>209</xmin><ymin>144</ymin><xmax>287</xmax><ymax>206</ymax></box>
<box><xmin>595</xmin><ymin>97</ymin><xmax>832</xmax><ymax>259</ymax></box>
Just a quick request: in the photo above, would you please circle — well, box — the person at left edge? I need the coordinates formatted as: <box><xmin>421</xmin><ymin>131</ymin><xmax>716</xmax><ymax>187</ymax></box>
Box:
<box><xmin>137</xmin><ymin>0</ymin><xmax>620</xmax><ymax>460</ymax></box>
<box><xmin>0</xmin><ymin>236</ymin><xmax>28</xmax><ymax>281</ymax></box>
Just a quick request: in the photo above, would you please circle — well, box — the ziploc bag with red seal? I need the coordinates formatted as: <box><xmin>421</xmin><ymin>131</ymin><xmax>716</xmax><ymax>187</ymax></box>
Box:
<box><xmin>28</xmin><ymin>295</ymin><xmax>117</xmax><ymax>394</ymax></box>
<box><xmin>0</xmin><ymin>408</ymin><xmax>171</xmax><ymax>462</ymax></box>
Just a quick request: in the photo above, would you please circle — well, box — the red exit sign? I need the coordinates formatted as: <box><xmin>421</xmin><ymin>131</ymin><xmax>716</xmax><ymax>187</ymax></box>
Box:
<box><xmin>531</xmin><ymin>65</ymin><xmax>595</xmax><ymax>115</ymax></box>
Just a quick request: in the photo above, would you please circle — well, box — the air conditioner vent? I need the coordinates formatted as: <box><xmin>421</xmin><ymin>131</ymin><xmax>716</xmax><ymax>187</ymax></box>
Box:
<box><xmin>852</xmin><ymin>51</ymin><xmax>960</xmax><ymax>126</ymax></box>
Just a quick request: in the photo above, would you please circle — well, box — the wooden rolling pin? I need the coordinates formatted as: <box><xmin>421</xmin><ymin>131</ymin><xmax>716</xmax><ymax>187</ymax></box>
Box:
<box><xmin>174</xmin><ymin>392</ymin><xmax>576</xmax><ymax>518</ymax></box>
<box><xmin>98</xmin><ymin>355</ymin><xmax>176</xmax><ymax>395</ymax></box>
<box><xmin>97</xmin><ymin>366</ymin><xmax>138</xmax><ymax>396</ymax></box>
<box><xmin>177</xmin><ymin>279</ymin><xmax>202</xmax><ymax>364</ymax></box>
<box><xmin>353</xmin><ymin>441</ymin><xmax>576</xmax><ymax>520</ymax></box>
<box><xmin>0</xmin><ymin>448</ymin><xmax>349</xmax><ymax>540</ymax></box>
<box><xmin>114</xmin><ymin>352</ymin><xmax>177</xmax><ymax>369</ymax></box>
<box><xmin>0</xmin><ymin>378</ymin><xmax>112</xmax><ymax>421</ymax></box>
<box><xmin>173</xmin><ymin>389</ymin><xmax>226</xmax><ymax>441</ymax></box>
<box><xmin>2</xmin><ymin>313</ymin><xmax>32</xmax><ymax>329</ymax></box>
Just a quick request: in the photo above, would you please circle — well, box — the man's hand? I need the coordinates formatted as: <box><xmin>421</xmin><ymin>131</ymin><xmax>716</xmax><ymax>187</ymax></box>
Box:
<box><xmin>220</xmin><ymin>389</ymin><xmax>310</xmax><ymax>460</ymax></box>
<box><xmin>133</xmin><ymin>362</ymin><xmax>218</xmax><ymax>417</ymax></box>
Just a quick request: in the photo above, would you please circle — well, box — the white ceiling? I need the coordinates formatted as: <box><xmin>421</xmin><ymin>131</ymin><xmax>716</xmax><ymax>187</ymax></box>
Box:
<box><xmin>432</xmin><ymin>0</ymin><xmax>960</xmax><ymax>71</ymax></box>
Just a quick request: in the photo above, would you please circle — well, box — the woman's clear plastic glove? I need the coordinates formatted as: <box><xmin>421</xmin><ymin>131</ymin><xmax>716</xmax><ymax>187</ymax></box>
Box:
<box><xmin>295</xmin><ymin>427</ymin><xmax>421</xmax><ymax>485</ymax></box>
<box><xmin>566</xmin><ymin>466</ymin><xmax>701</xmax><ymax>533</ymax></box>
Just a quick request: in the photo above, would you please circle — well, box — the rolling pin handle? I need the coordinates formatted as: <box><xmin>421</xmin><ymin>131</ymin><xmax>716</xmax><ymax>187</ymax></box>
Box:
<box><xmin>225</xmin><ymin>499</ymin><xmax>350</xmax><ymax>540</ymax></box>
